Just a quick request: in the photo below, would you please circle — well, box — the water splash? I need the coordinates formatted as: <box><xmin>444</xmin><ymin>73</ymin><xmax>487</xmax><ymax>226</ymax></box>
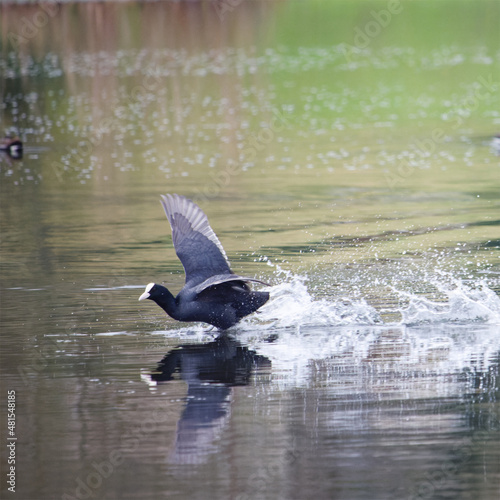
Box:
<box><xmin>383</xmin><ymin>263</ymin><xmax>500</xmax><ymax>326</ymax></box>
<box><xmin>152</xmin><ymin>266</ymin><xmax>500</xmax><ymax>336</ymax></box>
<box><xmin>244</xmin><ymin>263</ymin><xmax>500</xmax><ymax>329</ymax></box>
<box><xmin>397</xmin><ymin>277</ymin><xmax>500</xmax><ymax>326</ymax></box>
<box><xmin>248</xmin><ymin>275</ymin><xmax>382</xmax><ymax>329</ymax></box>
<box><xmin>144</xmin><ymin>267</ymin><xmax>500</xmax><ymax>391</ymax></box>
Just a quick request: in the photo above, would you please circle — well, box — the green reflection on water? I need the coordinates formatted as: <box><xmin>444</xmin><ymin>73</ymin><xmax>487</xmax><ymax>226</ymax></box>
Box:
<box><xmin>1</xmin><ymin>3</ymin><xmax>500</xmax><ymax>500</ymax></box>
<box><xmin>0</xmin><ymin>0</ymin><xmax>499</xmax><ymax>289</ymax></box>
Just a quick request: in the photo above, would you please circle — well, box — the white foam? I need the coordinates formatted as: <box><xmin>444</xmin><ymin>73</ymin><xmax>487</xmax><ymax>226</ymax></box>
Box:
<box><xmin>244</xmin><ymin>275</ymin><xmax>382</xmax><ymax>330</ymax></box>
<box><xmin>396</xmin><ymin>277</ymin><xmax>500</xmax><ymax>326</ymax></box>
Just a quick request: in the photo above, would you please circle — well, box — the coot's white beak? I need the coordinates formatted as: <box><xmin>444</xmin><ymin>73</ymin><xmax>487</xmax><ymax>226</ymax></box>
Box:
<box><xmin>139</xmin><ymin>282</ymin><xmax>155</xmax><ymax>301</ymax></box>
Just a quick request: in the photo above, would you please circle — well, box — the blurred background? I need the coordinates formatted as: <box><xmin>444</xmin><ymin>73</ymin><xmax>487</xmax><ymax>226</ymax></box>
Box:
<box><xmin>1</xmin><ymin>1</ymin><xmax>499</xmax><ymax>499</ymax></box>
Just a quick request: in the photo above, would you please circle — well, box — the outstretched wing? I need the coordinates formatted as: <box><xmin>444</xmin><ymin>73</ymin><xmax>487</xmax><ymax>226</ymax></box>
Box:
<box><xmin>191</xmin><ymin>274</ymin><xmax>270</xmax><ymax>296</ymax></box>
<box><xmin>160</xmin><ymin>194</ymin><xmax>232</xmax><ymax>284</ymax></box>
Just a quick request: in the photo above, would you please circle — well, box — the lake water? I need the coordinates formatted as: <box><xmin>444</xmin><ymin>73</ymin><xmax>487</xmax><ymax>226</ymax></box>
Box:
<box><xmin>1</xmin><ymin>1</ymin><xmax>499</xmax><ymax>499</ymax></box>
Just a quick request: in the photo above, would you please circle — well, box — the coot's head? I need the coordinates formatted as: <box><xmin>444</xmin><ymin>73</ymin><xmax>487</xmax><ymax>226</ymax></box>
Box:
<box><xmin>139</xmin><ymin>282</ymin><xmax>167</xmax><ymax>302</ymax></box>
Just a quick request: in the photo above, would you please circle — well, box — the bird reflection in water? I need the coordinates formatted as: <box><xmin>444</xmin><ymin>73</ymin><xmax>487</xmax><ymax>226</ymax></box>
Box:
<box><xmin>151</xmin><ymin>334</ymin><xmax>271</xmax><ymax>464</ymax></box>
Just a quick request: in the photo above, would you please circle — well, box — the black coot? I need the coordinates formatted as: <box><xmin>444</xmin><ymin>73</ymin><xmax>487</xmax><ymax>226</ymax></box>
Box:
<box><xmin>139</xmin><ymin>194</ymin><xmax>270</xmax><ymax>329</ymax></box>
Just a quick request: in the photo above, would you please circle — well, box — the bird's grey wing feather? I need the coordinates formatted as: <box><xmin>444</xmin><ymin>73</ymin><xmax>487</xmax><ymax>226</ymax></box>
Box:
<box><xmin>160</xmin><ymin>194</ymin><xmax>232</xmax><ymax>283</ymax></box>
<box><xmin>191</xmin><ymin>274</ymin><xmax>270</xmax><ymax>296</ymax></box>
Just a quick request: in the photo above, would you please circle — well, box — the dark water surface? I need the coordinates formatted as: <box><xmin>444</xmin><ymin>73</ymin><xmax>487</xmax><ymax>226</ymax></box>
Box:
<box><xmin>1</xmin><ymin>1</ymin><xmax>499</xmax><ymax>499</ymax></box>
